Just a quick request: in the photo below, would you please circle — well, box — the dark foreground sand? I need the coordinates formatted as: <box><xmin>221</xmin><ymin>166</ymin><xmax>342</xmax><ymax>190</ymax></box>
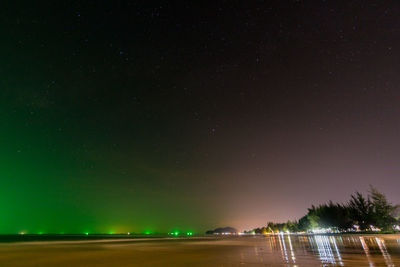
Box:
<box><xmin>1</xmin><ymin>234</ymin><xmax>400</xmax><ymax>266</ymax></box>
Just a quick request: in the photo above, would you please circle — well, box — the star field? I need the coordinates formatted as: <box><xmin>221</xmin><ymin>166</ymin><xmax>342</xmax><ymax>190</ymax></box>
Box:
<box><xmin>1</xmin><ymin>1</ymin><xmax>400</xmax><ymax>233</ymax></box>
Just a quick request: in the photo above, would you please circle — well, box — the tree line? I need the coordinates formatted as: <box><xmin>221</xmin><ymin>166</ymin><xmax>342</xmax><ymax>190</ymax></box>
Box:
<box><xmin>250</xmin><ymin>186</ymin><xmax>400</xmax><ymax>234</ymax></box>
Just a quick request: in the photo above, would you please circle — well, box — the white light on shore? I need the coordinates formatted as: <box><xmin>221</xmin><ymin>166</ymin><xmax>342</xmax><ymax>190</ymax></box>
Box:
<box><xmin>311</xmin><ymin>228</ymin><xmax>332</xmax><ymax>234</ymax></box>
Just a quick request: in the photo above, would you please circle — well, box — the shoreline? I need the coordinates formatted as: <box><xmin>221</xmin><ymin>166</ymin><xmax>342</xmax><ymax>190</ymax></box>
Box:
<box><xmin>0</xmin><ymin>232</ymin><xmax>399</xmax><ymax>244</ymax></box>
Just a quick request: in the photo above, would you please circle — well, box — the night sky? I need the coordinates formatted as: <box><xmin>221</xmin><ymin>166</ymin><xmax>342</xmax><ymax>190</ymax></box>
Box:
<box><xmin>2</xmin><ymin>1</ymin><xmax>400</xmax><ymax>234</ymax></box>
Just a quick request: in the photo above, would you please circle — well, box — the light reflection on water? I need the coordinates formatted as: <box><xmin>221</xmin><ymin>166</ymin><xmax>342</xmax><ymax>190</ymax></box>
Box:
<box><xmin>375</xmin><ymin>237</ymin><xmax>394</xmax><ymax>266</ymax></box>
<box><xmin>287</xmin><ymin>234</ymin><xmax>296</xmax><ymax>263</ymax></box>
<box><xmin>312</xmin><ymin>235</ymin><xmax>343</xmax><ymax>265</ymax></box>
<box><xmin>251</xmin><ymin>234</ymin><xmax>400</xmax><ymax>266</ymax></box>
<box><xmin>360</xmin><ymin>236</ymin><xmax>374</xmax><ymax>267</ymax></box>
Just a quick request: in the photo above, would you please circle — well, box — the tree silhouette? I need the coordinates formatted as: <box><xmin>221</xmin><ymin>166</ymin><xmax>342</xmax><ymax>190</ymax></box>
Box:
<box><xmin>250</xmin><ymin>186</ymin><xmax>399</xmax><ymax>233</ymax></box>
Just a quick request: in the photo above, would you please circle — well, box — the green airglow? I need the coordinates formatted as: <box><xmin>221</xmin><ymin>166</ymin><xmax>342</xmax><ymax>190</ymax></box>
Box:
<box><xmin>0</xmin><ymin>90</ymin><xmax>212</xmax><ymax>235</ymax></box>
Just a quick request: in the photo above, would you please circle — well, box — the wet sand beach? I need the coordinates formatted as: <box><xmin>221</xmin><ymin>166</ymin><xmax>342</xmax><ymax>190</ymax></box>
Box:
<box><xmin>1</xmin><ymin>234</ymin><xmax>400</xmax><ymax>266</ymax></box>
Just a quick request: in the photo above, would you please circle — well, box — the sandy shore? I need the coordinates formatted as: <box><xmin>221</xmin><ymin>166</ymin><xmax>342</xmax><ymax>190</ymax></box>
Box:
<box><xmin>1</xmin><ymin>235</ymin><xmax>400</xmax><ymax>266</ymax></box>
